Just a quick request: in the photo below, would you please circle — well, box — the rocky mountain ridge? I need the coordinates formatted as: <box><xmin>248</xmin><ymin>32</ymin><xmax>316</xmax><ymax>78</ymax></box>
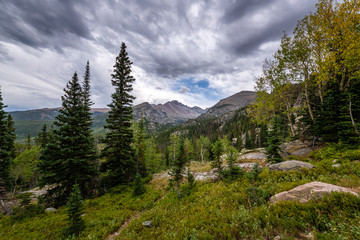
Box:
<box><xmin>198</xmin><ymin>91</ymin><xmax>256</xmax><ymax>120</ymax></box>
<box><xmin>133</xmin><ymin>100</ymin><xmax>205</xmax><ymax>125</ymax></box>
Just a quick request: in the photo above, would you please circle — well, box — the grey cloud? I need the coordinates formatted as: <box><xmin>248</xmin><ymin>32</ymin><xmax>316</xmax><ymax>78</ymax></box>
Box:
<box><xmin>0</xmin><ymin>43</ymin><xmax>12</xmax><ymax>62</ymax></box>
<box><xmin>222</xmin><ymin>0</ymin><xmax>276</xmax><ymax>24</ymax></box>
<box><xmin>221</xmin><ymin>0</ymin><xmax>315</xmax><ymax>57</ymax></box>
<box><xmin>0</xmin><ymin>0</ymin><xmax>91</xmax><ymax>51</ymax></box>
<box><xmin>0</xmin><ymin>0</ymin><xmax>318</xmax><ymax>110</ymax></box>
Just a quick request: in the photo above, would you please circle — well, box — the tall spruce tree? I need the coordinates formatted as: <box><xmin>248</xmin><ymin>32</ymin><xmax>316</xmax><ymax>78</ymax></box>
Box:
<box><xmin>101</xmin><ymin>42</ymin><xmax>136</xmax><ymax>187</ymax></box>
<box><xmin>39</xmin><ymin>72</ymin><xmax>97</xmax><ymax>207</ymax></box>
<box><xmin>169</xmin><ymin>136</ymin><xmax>187</xmax><ymax>197</ymax></box>
<box><xmin>211</xmin><ymin>140</ymin><xmax>224</xmax><ymax>178</ymax></box>
<box><xmin>6</xmin><ymin>114</ymin><xmax>16</xmax><ymax>159</ymax></box>
<box><xmin>26</xmin><ymin>133</ymin><xmax>31</xmax><ymax>150</ymax></box>
<box><xmin>265</xmin><ymin>115</ymin><xmax>283</xmax><ymax>164</ymax></box>
<box><xmin>38</xmin><ymin>124</ymin><xmax>48</xmax><ymax>148</ymax></box>
<box><xmin>135</xmin><ymin>115</ymin><xmax>147</xmax><ymax>177</ymax></box>
<box><xmin>0</xmin><ymin>87</ymin><xmax>12</xmax><ymax>189</ymax></box>
<box><xmin>80</xmin><ymin>60</ymin><xmax>98</xmax><ymax>187</ymax></box>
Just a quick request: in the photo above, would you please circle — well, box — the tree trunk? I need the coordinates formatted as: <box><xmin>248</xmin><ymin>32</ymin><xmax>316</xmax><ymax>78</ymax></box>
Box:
<box><xmin>286</xmin><ymin>104</ymin><xmax>296</xmax><ymax>136</ymax></box>
<box><xmin>318</xmin><ymin>82</ymin><xmax>324</xmax><ymax>104</ymax></box>
<box><xmin>349</xmin><ymin>99</ymin><xmax>360</xmax><ymax>136</ymax></box>
<box><xmin>200</xmin><ymin>145</ymin><xmax>204</xmax><ymax>162</ymax></box>
<box><xmin>11</xmin><ymin>170</ymin><xmax>21</xmax><ymax>197</ymax></box>
<box><xmin>304</xmin><ymin>80</ymin><xmax>315</xmax><ymax>124</ymax></box>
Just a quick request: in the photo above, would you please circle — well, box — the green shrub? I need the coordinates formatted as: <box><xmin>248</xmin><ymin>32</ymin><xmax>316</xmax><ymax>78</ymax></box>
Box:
<box><xmin>11</xmin><ymin>203</ymin><xmax>45</xmax><ymax>222</ymax></box>
<box><xmin>246</xmin><ymin>186</ymin><xmax>271</xmax><ymax>208</ymax></box>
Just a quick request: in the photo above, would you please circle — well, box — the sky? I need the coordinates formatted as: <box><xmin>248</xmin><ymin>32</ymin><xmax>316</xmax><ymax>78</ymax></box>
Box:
<box><xmin>0</xmin><ymin>0</ymin><xmax>316</xmax><ymax>111</ymax></box>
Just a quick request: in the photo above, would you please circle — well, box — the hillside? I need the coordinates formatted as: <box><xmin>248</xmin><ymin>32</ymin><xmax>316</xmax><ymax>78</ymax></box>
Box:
<box><xmin>2</xmin><ymin>145</ymin><xmax>360</xmax><ymax>239</ymax></box>
<box><xmin>197</xmin><ymin>91</ymin><xmax>256</xmax><ymax>120</ymax></box>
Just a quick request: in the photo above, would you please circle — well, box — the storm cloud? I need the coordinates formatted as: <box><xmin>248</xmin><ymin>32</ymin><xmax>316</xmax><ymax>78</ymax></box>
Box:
<box><xmin>0</xmin><ymin>0</ymin><xmax>316</xmax><ymax>110</ymax></box>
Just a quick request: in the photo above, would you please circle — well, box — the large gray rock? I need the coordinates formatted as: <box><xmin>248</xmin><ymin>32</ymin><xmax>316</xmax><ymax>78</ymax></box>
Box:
<box><xmin>280</xmin><ymin>140</ymin><xmax>312</xmax><ymax>152</ymax></box>
<box><xmin>290</xmin><ymin>147</ymin><xmax>312</xmax><ymax>157</ymax></box>
<box><xmin>269</xmin><ymin>160</ymin><xmax>315</xmax><ymax>171</ymax></box>
<box><xmin>239</xmin><ymin>149</ymin><xmax>267</xmax><ymax>161</ymax></box>
<box><xmin>235</xmin><ymin>163</ymin><xmax>261</xmax><ymax>171</ymax></box>
<box><xmin>45</xmin><ymin>207</ymin><xmax>57</xmax><ymax>212</ymax></box>
<box><xmin>194</xmin><ymin>169</ymin><xmax>218</xmax><ymax>182</ymax></box>
<box><xmin>270</xmin><ymin>181</ymin><xmax>358</xmax><ymax>203</ymax></box>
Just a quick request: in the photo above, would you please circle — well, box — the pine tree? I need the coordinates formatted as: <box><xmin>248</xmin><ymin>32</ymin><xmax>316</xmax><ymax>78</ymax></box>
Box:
<box><xmin>211</xmin><ymin>140</ymin><xmax>224</xmax><ymax>178</ymax></box>
<box><xmin>259</xmin><ymin>124</ymin><xmax>268</xmax><ymax>147</ymax></box>
<box><xmin>79</xmin><ymin>61</ymin><xmax>98</xmax><ymax>194</ymax></box>
<box><xmin>26</xmin><ymin>133</ymin><xmax>31</xmax><ymax>150</ymax></box>
<box><xmin>101</xmin><ymin>42</ymin><xmax>136</xmax><ymax>187</ymax></box>
<box><xmin>0</xmin><ymin>87</ymin><xmax>12</xmax><ymax>189</ymax></box>
<box><xmin>6</xmin><ymin>114</ymin><xmax>16</xmax><ymax>159</ymax></box>
<box><xmin>40</xmin><ymin>124</ymin><xmax>47</xmax><ymax>148</ymax></box>
<box><xmin>82</xmin><ymin>60</ymin><xmax>93</xmax><ymax>108</ymax></box>
<box><xmin>39</xmin><ymin>72</ymin><xmax>97</xmax><ymax>207</ymax></box>
<box><xmin>245</xmin><ymin>131</ymin><xmax>251</xmax><ymax>149</ymax></box>
<box><xmin>133</xmin><ymin>173</ymin><xmax>146</xmax><ymax>196</ymax></box>
<box><xmin>265</xmin><ymin>115</ymin><xmax>283</xmax><ymax>164</ymax></box>
<box><xmin>135</xmin><ymin>115</ymin><xmax>147</xmax><ymax>177</ymax></box>
<box><xmin>186</xmin><ymin>166</ymin><xmax>195</xmax><ymax>189</ymax></box>
<box><xmin>65</xmin><ymin>184</ymin><xmax>85</xmax><ymax>237</ymax></box>
<box><xmin>226</xmin><ymin>146</ymin><xmax>238</xmax><ymax>174</ymax></box>
<box><xmin>169</xmin><ymin>137</ymin><xmax>187</xmax><ymax>197</ymax></box>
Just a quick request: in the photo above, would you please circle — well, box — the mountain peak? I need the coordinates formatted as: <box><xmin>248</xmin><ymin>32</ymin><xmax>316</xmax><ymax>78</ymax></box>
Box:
<box><xmin>198</xmin><ymin>90</ymin><xmax>256</xmax><ymax>120</ymax></box>
<box><xmin>133</xmin><ymin>100</ymin><xmax>205</xmax><ymax>128</ymax></box>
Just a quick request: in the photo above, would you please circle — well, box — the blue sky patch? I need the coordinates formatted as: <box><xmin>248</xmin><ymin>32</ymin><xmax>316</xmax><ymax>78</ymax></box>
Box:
<box><xmin>196</xmin><ymin>80</ymin><xmax>209</xmax><ymax>88</ymax></box>
<box><xmin>174</xmin><ymin>77</ymin><xmax>220</xmax><ymax>102</ymax></box>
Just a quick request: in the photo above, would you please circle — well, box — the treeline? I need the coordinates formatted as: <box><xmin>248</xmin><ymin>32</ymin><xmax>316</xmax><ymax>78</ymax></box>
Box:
<box><xmin>249</xmin><ymin>0</ymin><xmax>360</xmax><ymax>145</ymax></box>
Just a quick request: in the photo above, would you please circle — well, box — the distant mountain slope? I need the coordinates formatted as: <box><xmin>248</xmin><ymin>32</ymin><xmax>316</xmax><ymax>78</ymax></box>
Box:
<box><xmin>197</xmin><ymin>91</ymin><xmax>256</xmax><ymax>120</ymax></box>
<box><xmin>10</xmin><ymin>101</ymin><xmax>205</xmax><ymax>140</ymax></box>
<box><xmin>133</xmin><ymin>100</ymin><xmax>205</xmax><ymax>125</ymax></box>
<box><xmin>10</xmin><ymin>108</ymin><xmax>61</xmax><ymax>121</ymax></box>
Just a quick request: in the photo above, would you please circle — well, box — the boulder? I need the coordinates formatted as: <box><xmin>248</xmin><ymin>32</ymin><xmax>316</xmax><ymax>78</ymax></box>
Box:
<box><xmin>269</xmin><ymin>160</ymin><xmax>315</xmax><ymax>171</ymax></box>
<box><xmin>290</xmin><ymin>147</ymin><xmax>312</xmax><ymax>157</ymax></box>
<box><xmin>280</xmin><ymin>140</ymin><xmax>312</xmax><ymax>152</ymax></box>
<box><xmin>235</xmin><ymin>163</ymin><xmax>261</xmax><ymax>171</ymax></box>
<box><xmin>270</xmin><ymin>181</ymin><xmax>358</xmax><ymax>204</ymax></box>
<box><xmin>194</xmin><ymin>169</ymin><xmax>218</xmax><ymax>182</ymax></box>
<box><xmin>45</xmin><ymin>207</ymin><xmax>57</xmax><ymax>212</ymax></box>
<box><xmin>239</xmin><ymin>151</ymin><xmax>267</xmax><ymax>161</ymax></box>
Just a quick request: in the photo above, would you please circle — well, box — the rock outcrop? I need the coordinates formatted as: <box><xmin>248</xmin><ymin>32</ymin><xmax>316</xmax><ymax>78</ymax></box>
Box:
<box><xmin>269</xmin><ymin>160</ymin><xmax>315</xmax><ymax>171</ymax></box>
<box><xmin>270</xmin><ymin>181</ymin><xmax>358</xmax><ymax>203</ymax></box>
<box><xmin>239</xmin><ymin>149</ymin><xmax>267</xmax><ymax>162</ymax></box>
<box><xmin>235</xmin><ymin>163</ymin><xmax>261</xmax><ymax>171</ymax></box>
<box><xmin>280</xmin><ymin>140</ymin><xmax>316</xmax><ymax>157</ymax></box>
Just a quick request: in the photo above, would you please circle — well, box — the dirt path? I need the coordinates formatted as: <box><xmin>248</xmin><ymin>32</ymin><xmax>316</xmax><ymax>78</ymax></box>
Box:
<box><xmin>106</xmin><ymin>212</ymin><xmax>142</xmax><ymax>240</ymax></box>
<box><xmin>105</xmin><ymin>194</ymin><xmax>165</xmax><ymax>240</ymax></box>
